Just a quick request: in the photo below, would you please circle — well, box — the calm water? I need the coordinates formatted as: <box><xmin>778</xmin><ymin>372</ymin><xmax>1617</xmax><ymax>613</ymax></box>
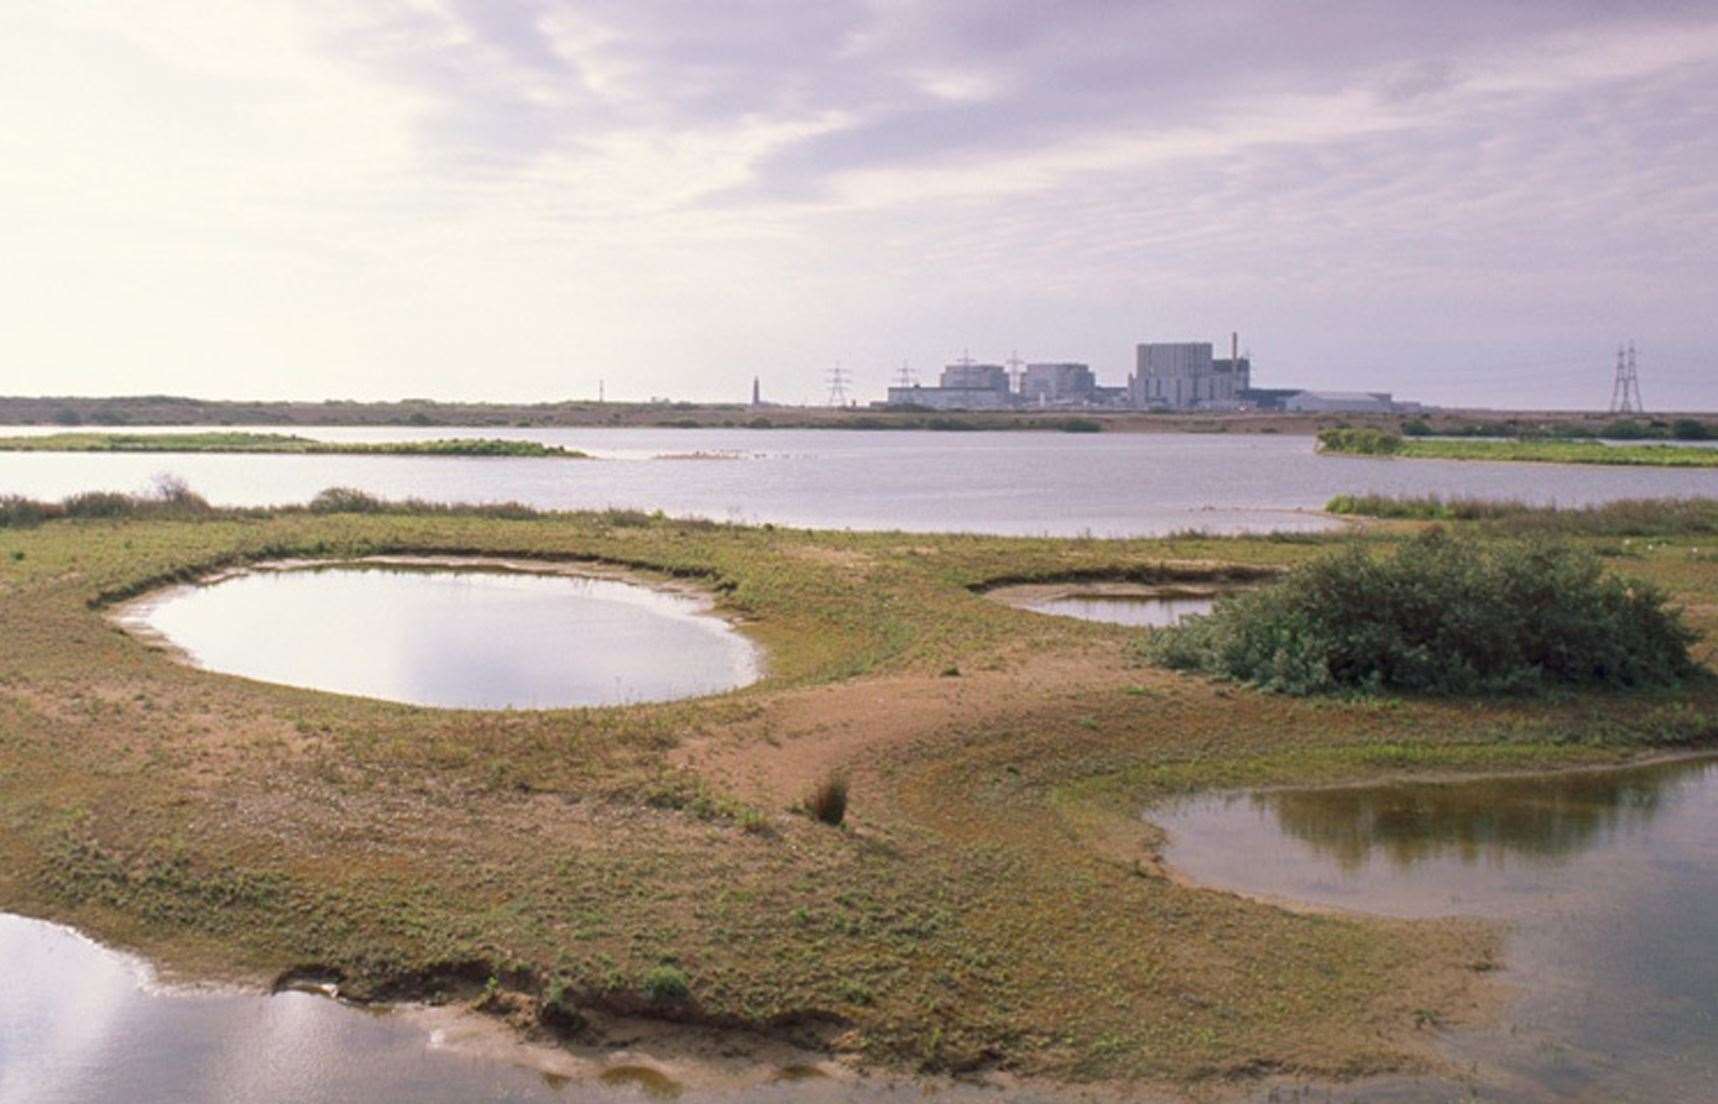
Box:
<box><xmin>122</xmin><ymin>566</ymin><xmax>758</xmax><ymax>709</ymax></box>
<box><xmin>5</xmin><ymin>426</ymin><xmax>1715</xmax><ymax>536</ymax></box>
<box><xmin>1152</xmin><ymin>758</ymin><xmax>1718</xmax><ymax>1103</ymax></box>
<box><xmin>1024</xmin><ymin>594</ymin><xmax>1217</xmax><ymax>627</ymax></box>
<box><xmin>0</xmin><ymin>914</ymin><xmax>575</xmax><ymax>1104</ymax></box>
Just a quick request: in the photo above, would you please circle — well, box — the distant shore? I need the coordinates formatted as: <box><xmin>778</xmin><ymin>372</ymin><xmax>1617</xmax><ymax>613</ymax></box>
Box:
<box><xmin>0</xmin><ymin>431</ymin><xmax>587</xmax><ymax>458</ymax></box>
<box><xmin>1317</xmin><ymin>427</ymin><xmax>1718</xmax><ymax>467</ymax></box>
<box><xmin>3</xmin><ymin>394</ymin><xmax>1713</xmax><ymax>438</ymax></box>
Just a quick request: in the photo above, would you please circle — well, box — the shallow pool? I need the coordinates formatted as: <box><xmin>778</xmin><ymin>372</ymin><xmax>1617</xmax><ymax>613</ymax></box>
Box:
<box><xmin>1023</xmin><ymin>593</ymin><xmax>1217</xmax><ymax>628</ymax></box>
<box><xmin>118</xmin><ymin>563</ymin><xmax>759</xmax><ymax>709</ymax></box>
<box><xmin>1151</xmin><ymin>757</ymin><xmax>1718</xmax><ymax>1103</ymax></box>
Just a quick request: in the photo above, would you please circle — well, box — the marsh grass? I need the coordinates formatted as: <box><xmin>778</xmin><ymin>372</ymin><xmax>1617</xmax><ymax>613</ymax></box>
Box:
<box><xmin>1319</xmin><ymin>428</ymin><xmax>1718</xmax><ymax>467</ymax></box>
<box><xmin>1327</xmin><ymin>495</ymin><xmax>1718</xmax><ymax>537</ymax></box>
<box><xmin>0</xmin><ymin>431</ymin><xmax>587</xmax><ymax>458</ymax></box>
<box><xmin>2</xmin><ymin>502</ymin><xmax>1715</xmax><ymax>1085</ymax></box>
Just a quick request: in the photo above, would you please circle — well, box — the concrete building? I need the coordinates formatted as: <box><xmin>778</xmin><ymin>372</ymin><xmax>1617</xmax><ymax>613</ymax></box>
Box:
<box><xmin>884</xmin><ymin>385</ymin><xmax>1014</xmax><ymax>410</ymax></box>
<box><xmin>1128</xmin><ymin>336</ymin><xmax>1250</xmax><ymax>409</ymax></box>
<box><xmin>940</xmin><ymin>361</ymin><xmax>1011</xmax><ymax>392</ymax></box>
<box><xmin>1282</xmin><ymin>390</ymin><xmax>1396</xmax><ymax>413</ymax></box>
<box><xmin>1020</xmin><ymin>362</ymin><xmax>1096</xmax><ymax>404</ymax></box>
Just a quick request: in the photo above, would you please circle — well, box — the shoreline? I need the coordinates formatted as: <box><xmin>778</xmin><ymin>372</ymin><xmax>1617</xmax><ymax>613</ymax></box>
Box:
<box><xmin>3</xmin><ymin>507</ymin><xmax>1715</xmax><ymax>1097</ymax></box>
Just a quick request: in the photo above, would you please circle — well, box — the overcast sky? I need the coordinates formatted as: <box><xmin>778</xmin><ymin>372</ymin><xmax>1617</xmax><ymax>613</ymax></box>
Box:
<box><xmin>3</xmin><ymin>1</ymin><xmax>1715</xmax><ymax>409</ymax></box>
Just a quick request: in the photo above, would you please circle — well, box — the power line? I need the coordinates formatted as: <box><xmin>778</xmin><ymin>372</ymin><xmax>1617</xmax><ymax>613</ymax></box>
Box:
<box><xmin>826</xmin><ymin>363</ymin><xmax>851</xmax><ymax>407</ymax></box>
<box><xmin>1609</xmin><ymin>341</ymin><xmax>1644</xmax><ymax>414</ymax></box>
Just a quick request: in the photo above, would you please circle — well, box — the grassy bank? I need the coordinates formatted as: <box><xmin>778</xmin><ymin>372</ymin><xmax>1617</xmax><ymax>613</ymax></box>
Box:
<box><xmin>0</xmin><ymin>431</ymin><xmax>586</xmax><ymax>458</ymax></box>
<box><xmin>1318</xmin><ymin>427</ymin><xmax>1718</xmax><ymax>467</ymax></box>
<box><xmin>1326</xmin><ymin>495</ymin><xmax>1718</xmax><ymax>537</ymax></box>
<box><xmin>1</xmin><ymin>500</ymin><xmax>1714</xmax><ymax>1091</ymax></box>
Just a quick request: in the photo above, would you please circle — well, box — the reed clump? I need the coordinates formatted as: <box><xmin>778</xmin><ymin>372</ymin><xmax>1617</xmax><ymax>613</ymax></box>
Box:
<box><xmin>804</xmin><ymin>772</ymin><xmax>849</xmax><ymax>826</ymax></box>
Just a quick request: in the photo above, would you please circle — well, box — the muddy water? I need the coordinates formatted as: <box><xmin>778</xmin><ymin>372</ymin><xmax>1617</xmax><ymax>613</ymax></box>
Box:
<box><xmin>1152</xmin><ymin>757</ymin><xmax>1718</xmax><ymax>1103</ymax></box>
<box><xmin>119</xmin><ymin>565</ymin><xmax>759</xmax><ymax>709</ymax></box>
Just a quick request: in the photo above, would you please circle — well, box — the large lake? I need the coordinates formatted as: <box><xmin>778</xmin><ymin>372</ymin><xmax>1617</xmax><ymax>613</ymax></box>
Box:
<box><xmin>3</xmin><ymin>426</ymin><xmax>1713</xmax><ymax>536</ymax></box>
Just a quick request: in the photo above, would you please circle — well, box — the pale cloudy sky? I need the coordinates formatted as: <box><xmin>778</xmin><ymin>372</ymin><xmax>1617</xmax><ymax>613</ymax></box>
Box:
<box><xmin>3</xmin><ymin>1</ymin><xmax>1715</xmax><ymax>409</ymax></box>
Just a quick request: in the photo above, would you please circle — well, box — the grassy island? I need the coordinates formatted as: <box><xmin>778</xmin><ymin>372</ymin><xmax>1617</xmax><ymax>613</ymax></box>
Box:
<box><xmin>0</xmin><ymin>493</ymin><xmax>1714</xmax><ymax>1093</ymax></box>
<box><xmin>1318</xmin><ymin>427</ymin><xmax>1718</xmax><ymax>467</ymax></box>
<box><xmin>0</xmin><ymin>431</ymin><xmax>587</xmax><ymax>458</ymax></box>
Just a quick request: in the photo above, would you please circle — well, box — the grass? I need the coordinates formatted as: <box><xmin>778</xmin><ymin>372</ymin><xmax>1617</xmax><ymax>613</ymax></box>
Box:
<box><xmin>1318</xmin><ymin>428</ymin><xmax>1718</xmax><ymax>467</ymax></box>
<box><xmin>0</xmin><ymin>431</ymin><xmax>587</xmax><ymax>458</ymax></box>
<box><xmin>1326</xmin><ymin>495</ymin><xmax>1718</xmax><ymax>537</ymax></box>
<box><xmin>0</xmin><ymin>498</ymin><xmax>1714</xmax><ymax>1089</ymax></box>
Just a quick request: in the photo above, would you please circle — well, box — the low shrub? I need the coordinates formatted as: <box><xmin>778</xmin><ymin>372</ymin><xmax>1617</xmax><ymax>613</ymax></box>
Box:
<box><xmin>0</xmin><ymin>496</ymin><xmax>53</xmax><ymax>528</ymax></box>
<box><xmin>1146</xmin><ymin>530</ymin><xmax>1697</xmax><ymax>695</ymax></box>
<box><xmin>1317</xmin><ymin>427</ymin><xmax>1402</xmax><ymax>455</ymax></box>
<box><xmin>804</xmin><ymin>771</ymin><xmax>849</xmax><ymax>826</ymax></box>
<box><xmin>643</xmin><ymin>964</ymin><xmax>690</xmax><ymax>1004</ymax></box>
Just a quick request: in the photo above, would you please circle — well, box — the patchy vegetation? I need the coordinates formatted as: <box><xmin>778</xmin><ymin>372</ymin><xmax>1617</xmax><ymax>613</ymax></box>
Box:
<box><xmin>1147</xmin><ymin>530</ymin><xmax>1699</xmax><ymax>695</ymax></box>
<box><xmin>1327</xmin><ymin>494</ymin><xmax>1718</xmax><ymax>537</ymax></box>
<box><xmin>1318</xmin><ymin>428</ymin><xmax>1718</xmax><ymax>467</ymax></box>
<box><xmin>0</xmin><ymin>431</ymin><xmax>586</xmax><ymax>458</ymax></box>
<box><xmin>0</xmin><ymin>498</ymin><xmax>1714</xmax><ymax>1090</ymax></box>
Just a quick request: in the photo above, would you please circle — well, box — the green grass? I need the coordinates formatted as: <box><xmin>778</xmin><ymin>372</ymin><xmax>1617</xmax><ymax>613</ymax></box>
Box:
<box><xmin>1327</xmin><ymin>494</ymin><xmax>1718</xmax><ymax>536</ymax></box>
<box><xmin>1318</xmin><ymin>428</ymin><xmax>1718</xmax><ymax>467</ymax></box>
<box><xmin>0</xmin><ymin>432</ymin><xmax>587</xmax><ymax>458</ymax></box>
<box><xmin>0</xmin><ymin>500</ymin><xmax>1714</xmax><ymax>1088</ymax></box>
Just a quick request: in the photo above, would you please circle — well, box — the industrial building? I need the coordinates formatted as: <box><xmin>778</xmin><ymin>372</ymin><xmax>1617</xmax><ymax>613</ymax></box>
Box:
<box><xmin>877</xmin><ymin>335</ymin><xmax>1418</xmax><ymax>413</ymax></box>
<box><xmin>1129</xmin><ymin>335</ymin><xmax>1250</xmax><ymax>410</ymax></box>
<box><xmin>887</xmin><ymin>358</ymin><xmax>1032</xmax><ymax>410</ymax></box>
<box><xmin>1020</xmin><ymin>362</ymin><xmax>1096</xmax><ymax>404</ymax></box>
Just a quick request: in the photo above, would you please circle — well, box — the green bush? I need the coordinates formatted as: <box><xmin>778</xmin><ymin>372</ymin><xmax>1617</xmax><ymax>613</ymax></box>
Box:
<box><xmin>1672</xmin><ymin>419</ymin><xmax>1712</xmax><ymax>441</ymax></box>
<box><xmin>1146</xmin><ymin>531</ymin><xmax>1697</xmax><ymax>695</ymax></box>
<box><xmin>804</xmin><ymin>771</ymin><xmax>849</xmax><ymax>826</ymax></box>
<box><xmin>643</xmin><ymin>964</ymin><xmax>690</xmax><ymax>1004</ymax></box>
<box><xmin>1317</xmin><ymin>427</ymin><xmax>1402</xmax><ymax>455</ymax></box>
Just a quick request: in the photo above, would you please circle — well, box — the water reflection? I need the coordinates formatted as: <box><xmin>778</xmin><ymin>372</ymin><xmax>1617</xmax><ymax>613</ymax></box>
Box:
<box><xmin>1154</xmin><ymin>757</ymin><xmax>1718</xmax><ymax>1103</ymax></box>
<box><xmin>1026</xmin><ymin>594</ymin><xmax>1216</xmax><ymax>628</ymax></box>
<box><xmin>1257</xmin><ymin>765</ymin><xmax>1690</xmax><ymax>872</ymax></box>
<box><xmin>5</xmin><ymin>427</ymin><xmax>1714</xmax><ymax>537</ymax></box>
<box><xmin>119</xmin><ymin>564</ymin><xmax>759</xmax><ymax>710</ymax></box>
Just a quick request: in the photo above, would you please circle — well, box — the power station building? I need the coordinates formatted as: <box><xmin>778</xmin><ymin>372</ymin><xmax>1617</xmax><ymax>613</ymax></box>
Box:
<box><xmin>1021</xmin><ymin>362</ymin><xmax>1096</xmax><ymax>404</ymax></box>
<box><xmin>886</xmin><ymin>359</ymin><xmax>1019</xmax><ymax>409</ymax></box>
<box><xmin>877</xmin><ymin>334</ymin><xmax>1414</xmax><ymax>413</ymax></box>
<box><xmin>1128</xmin><ymin>337</ymin><xmax>1250</xmax><ymax>409</ymax></box>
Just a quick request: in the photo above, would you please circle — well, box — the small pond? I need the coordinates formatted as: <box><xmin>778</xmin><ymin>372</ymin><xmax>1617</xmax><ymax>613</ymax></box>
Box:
<box><xmin>117</xmin><ymin>562</ymin><xmax>759</xmax><ymax>710</ymax></box>
<box><xmin>1151</xmin><ymin>756</ymin><xmax>1718</xmax><ymax>1103</ymax></box>
<box><xmin>986</xmin><ymin>582</ymin><xmax>1233</xmax><ymax>628</ymax></box>
<box><xmin>1024</xmin><ymin>593</ymin><xmax>1217</xmax><ymax>628</ymax></box>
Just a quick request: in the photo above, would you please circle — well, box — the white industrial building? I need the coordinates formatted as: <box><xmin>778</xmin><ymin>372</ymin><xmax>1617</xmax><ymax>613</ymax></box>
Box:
<box><xmin>1282</xmin><ymin>390</ymin><xmax>1398</xmax><ymax>413</ymax></box>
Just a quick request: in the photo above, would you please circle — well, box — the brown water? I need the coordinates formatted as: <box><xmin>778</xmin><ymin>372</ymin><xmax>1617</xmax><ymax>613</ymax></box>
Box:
<box><xmin>121</xmin><ymin>565</ymin><xmax>759</xmax><ymax>709</ymax></box>
<box><xmin>1152</xmin><ymin>757</ymin><xmax>1718</xmax><ymax>1103</ymax></box>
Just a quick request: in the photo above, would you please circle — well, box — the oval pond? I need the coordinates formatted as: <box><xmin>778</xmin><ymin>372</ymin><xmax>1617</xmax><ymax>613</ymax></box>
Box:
<box><xmin>117</xmin><ymin>563</ymin><xmax>759</xmax><ymax>709</ymax></box>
